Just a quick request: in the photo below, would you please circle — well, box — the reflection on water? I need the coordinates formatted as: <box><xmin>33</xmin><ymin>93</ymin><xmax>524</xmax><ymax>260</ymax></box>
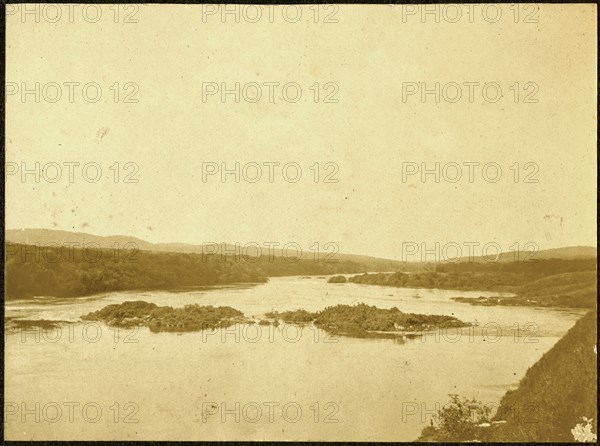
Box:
<box><xmin>4</xmin><ymin>276</ymin><xmax>586</xmax><ymax>441</ymax></box>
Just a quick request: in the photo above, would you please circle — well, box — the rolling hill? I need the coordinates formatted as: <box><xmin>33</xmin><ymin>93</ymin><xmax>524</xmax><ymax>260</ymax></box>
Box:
<box><xmin>5</xmin><ymin>228</ymin><xmax>414</xmax><ymax>272</ymax></box>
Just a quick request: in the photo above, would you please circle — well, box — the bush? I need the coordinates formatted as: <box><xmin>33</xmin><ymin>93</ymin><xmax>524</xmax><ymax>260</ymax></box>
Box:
<box><xmin>327</xmin><ymin>275</ymin><xmax>347</xmax><ymax>283</ymax></box>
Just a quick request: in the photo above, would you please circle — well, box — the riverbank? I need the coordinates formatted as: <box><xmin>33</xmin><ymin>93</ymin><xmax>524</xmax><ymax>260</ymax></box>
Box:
<box><xmin>4</xmin><ymin>241</ymin><xmax>415</xmax><ymax>300</ymax></box>
<box><xmin>451</xmin><ymin>295</ymin><xmax>544</xmax><ymax>307</ymax></box>
<box><xmin>347</xmin><ymin>264</ymin><xmax>596</xmax><ymax>309</ymax></box>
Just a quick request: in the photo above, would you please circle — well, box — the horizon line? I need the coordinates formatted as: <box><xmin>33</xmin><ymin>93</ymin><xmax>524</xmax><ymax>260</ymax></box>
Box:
<box><xmin>5</xmin><ymin>227</ymin><xmax>598</xmax><ymax>261</ymax></box>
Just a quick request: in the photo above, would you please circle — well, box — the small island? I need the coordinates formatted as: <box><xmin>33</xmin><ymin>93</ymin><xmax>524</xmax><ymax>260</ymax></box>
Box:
<box><xmin>327</xmin><ymin>275</ymin><xmax>347</xmax><ymax>283</ymax></box>
<box><xmin>267</xmin><ymin>303</ymin><xmax>468</xmax><ymax>338</ymax></box>
<box><xmin>81</xmin><ymin>300</ymin><xmax>249</xmax><ymax>332</ymax></box>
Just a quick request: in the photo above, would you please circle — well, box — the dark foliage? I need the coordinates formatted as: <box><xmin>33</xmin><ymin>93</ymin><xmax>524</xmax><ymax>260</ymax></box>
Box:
<box><xmin>81</xmin><ymin>300</ymin><xmax>246</xmax><ymax>332</ymax></box>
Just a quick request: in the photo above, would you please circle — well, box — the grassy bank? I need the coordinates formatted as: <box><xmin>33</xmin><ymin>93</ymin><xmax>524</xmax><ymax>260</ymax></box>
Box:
<box><xmin>418</xmin><ymin>311</ymin><xmax>597</xmax><ymax>442</ymax></box>
<box><xmin>348</xmin><ymin>259</ymin><xmax>596</xmax><ymax>308</ymax></box>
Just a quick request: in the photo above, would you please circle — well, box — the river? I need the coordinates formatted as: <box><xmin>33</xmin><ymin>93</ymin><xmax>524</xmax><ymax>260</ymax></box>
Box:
<box><xmin>4</xmin><ymin>275</ymin><xmax>586</xmax><ymax>441</ymax></box>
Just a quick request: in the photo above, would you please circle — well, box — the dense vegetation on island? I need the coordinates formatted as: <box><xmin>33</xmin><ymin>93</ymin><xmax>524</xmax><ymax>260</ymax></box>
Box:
<box><xmin>81</xmin><ymin>300</ymin><xmax>248</xmax><ymax>332</ymax></box>
<box><xmin>418</xmin><ymin>311</ymin><xmax>597</xmax><ymax>442</ymax></box>
<box><xmin>266</xmin><ymin>303</ymin><xmax>467</xmax><ymax>337</ymax></box>
<box><xmin>5</xmin><ymin>242</ymin><xmax>397</xmax><ymax>300</ymax></box>
<box><xmin>80</xmin><ymin>301</ymin><xmax>467</xmax><ymax>338</ymax></box>
<box><xmin>348</xmin><ymin>258</ymin><xmax>597</xmax><ymax>308</ymax></box>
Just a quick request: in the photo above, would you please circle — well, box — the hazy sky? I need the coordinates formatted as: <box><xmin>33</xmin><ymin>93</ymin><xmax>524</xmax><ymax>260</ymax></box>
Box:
<box><xmin>6</xmin><ymin>4</ymin><xmax>597</xmax><ymax>259</ymax></box>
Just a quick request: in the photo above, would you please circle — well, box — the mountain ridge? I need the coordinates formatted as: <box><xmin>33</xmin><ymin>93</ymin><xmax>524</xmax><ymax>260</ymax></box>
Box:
<box><xmin>6</xmin><ymin>228</ymin><xmax>596</xmax><ymax>262</ymax></box>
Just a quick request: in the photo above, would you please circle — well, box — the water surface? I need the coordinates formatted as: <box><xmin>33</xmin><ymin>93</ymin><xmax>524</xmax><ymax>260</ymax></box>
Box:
<box><xmin>4</xmin><ymin>276</ymin><xmax>585</xmax><ymax>441</ymax></box>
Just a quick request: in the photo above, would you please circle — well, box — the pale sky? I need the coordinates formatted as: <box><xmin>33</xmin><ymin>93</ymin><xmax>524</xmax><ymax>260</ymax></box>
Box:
<box><xmin>5</xmin><ymin>4</ymin><xmax>597</xmax><ymax>259</ymax></box>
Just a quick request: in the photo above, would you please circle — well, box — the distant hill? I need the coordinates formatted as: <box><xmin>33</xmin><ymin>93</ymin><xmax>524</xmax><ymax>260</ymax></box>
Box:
<box><xmin>450</xmin><ymin>245</ymin><xmax>597</xmax><ymax>263</ymax></box>
<box><xmin>6</xmin><ymin>228</ymin><xmax>157</xmax><ymax>251</ymax></box>
<box><xmin>5</xmin><ymin>240</ymin><xmax>410</xmax><ymax>300</ymax></box>
<box><xmin>529</xmin><ymin>246</ymin><xmax>597</xmax><ymax>259</ymax></box>
<box><xmin>4</xmin><ymin>228</ymin><xmax>418</xmax><ymax>272</ymax></box>
<box><xmin>6</xmin><ymin>229</ymin><xmax>595</xmax><ymax>268</ymax></box>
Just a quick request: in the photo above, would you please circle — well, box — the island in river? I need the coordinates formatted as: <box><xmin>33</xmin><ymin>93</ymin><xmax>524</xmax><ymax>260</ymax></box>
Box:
<box><xmin>81</xmin><ymin>301</ymin><xmax>469</xmax><ymax>338</ymax></box>
<box><xmin>81</xmin><ymin>301</ymin><xmax>251</xmax><ymax>332</ymax></box>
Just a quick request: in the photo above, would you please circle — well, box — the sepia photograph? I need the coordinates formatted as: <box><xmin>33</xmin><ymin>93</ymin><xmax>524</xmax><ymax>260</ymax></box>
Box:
<box><xmin>3</xmin><ymin>2</ymin><xmax>598</xmax><ymax>442</ymax></box>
